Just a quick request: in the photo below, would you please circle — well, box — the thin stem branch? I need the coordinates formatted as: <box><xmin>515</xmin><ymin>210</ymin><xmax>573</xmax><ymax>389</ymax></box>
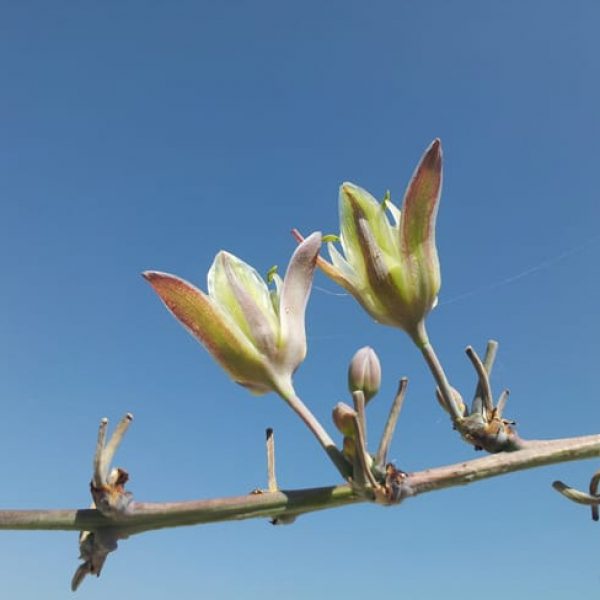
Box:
<box><xmin>483</xmin><ymin>340</ymin><xmax>498</xmax><ymax>372</ymax></box>
<box><xmin>280</xmin><ymin>392</ymin><xmax>352</xmax><ymax>480</ymax></box>
<box><xmin>465</xmin><ymin>346</ymin><xmax>494</xmax><ymax>414</ymax></box>
<box><xmin>351</xmin><ymin>410</ymin><xmax>380</xmax><ymax>491</ymax></box>
<box><xmin>420</xmin><ymin>339</ymin><xmax>462</xmax><ymax>422</ymax></box>
<box><xmin>266</xmin><ymin>428</ymin><xmax>277</xmax><ymax>492</ymax></box>
<box><xmin>99</xmin><ymin>414</ymin><xmax>133</xmax><ymax>484</ymax></box>
<box><xmin>590</xmin><ymin>470</ymin><xmax>600</xmax><ymax>521</ymax></box>
<box><xmin>3</xmin><ymin>433</ymin><xmax>600</xmax><ymax>533</ymax></box>
<box><xmin>496</xmin><ymin>389</ymin><xmax>510</xmax><ymax>418</ymax></box>
<box><xmin>552</xmin><ymin>467</ymin><xmax>600</xmax><ymax>519</ymax></box>
<box><xmin>472</xmin><ymin>340</ymin><xmax>498</xmax><ymax>414</ymax></box>
<box><xmin>376</xmin><ymin>378</ymin><xmax>408</xmax><ymax>467</ymax></box>
<box><xmin>352</xmin><ymin>390</ymin><xmax>367</xmax><ymax>449</ymax></box>
<box><xmin>93</xmin><ymin>419</ymin><xmax>109</xmax><ymax>488</ymax></box>
<box><xmin>552</xmin><ymin>481</ymin><xmax>600</xmax><ymax>506</ymax></box>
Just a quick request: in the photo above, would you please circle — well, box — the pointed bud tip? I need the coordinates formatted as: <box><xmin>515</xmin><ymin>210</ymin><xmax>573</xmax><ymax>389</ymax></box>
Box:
<box><xmin>339</xmin><ymin>182</ymin><xmax>369</xmax><ymax>213</ymax></box>
<box><xmin>142</xmin><ymin>270</ymin><xmax>171</xmax><ymax>282</ymax></box>
<box><xmin>348</xmin><ymin>346</ymin><xmax>382</xmax><ymax>403</ymax></box>
<box><xmin>142</xmin><ymin>271</ymin><xmax>199</xmax><ymax>300</ymax></box>
<box><xmin>340</xmin><ymin>181</ymin><xmax>358</xmax><ymax>195</ymax></box>
<box><xmin>303</xmin><ymin>230</ymin><xmax>322</xmax><ymax>243</ymax></box>
<box><xmin>422</xmin><ymin>138</ymin><xmax>442</xmax><ymax>171</ymax></box>
<box><xmin>215</xmin><ymin>250</ymin><xmax>233</xmax><ymax>264</ymax></box>
<box><xmin>292</xmin><ymin>229</ymin><xmax>321</xmax><ymax>245</ymax></box>
<box><xmin>293</xmin><ymin>230</ymin><xmax>322</xmax><ymax>258</ymax></box>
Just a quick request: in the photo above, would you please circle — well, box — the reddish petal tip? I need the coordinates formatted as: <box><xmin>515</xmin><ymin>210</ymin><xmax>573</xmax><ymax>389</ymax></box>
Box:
<box><xmin>142</xmin><ymin>270</ymin><xmax>167</xmax><ymax>282</ymax></box>
<box><xmin>143</xmin><ymin>271</ymin><xmax>185</xmax><ymax>292</ymax></box>
<box><xmin>422</xmin><ymin>139</ymin><xmax>443</xmax><ymax>171</ymax></box>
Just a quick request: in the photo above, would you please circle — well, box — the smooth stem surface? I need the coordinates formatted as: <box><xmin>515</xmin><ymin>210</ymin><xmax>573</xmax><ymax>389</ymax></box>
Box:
<box><xmin>280</xmin><ymin>391</ymin><xmax>352</xmax><ymax>479</ymax></box>
<box><xmin>552</xmin><ymin>482</ymin><xmax>600</xmax><ymax>506</ymax></box>
<box><xmin>420</xmin><ymin>337</ymin><xmax>462</xmax><ymax>421</ymax></box>
<box><xmin>2</xmin><ymin>432</ymin><xmax>600</xmax><ymax>533</ymax></box>
<box><xmin>266</xmin><ymin>428</ymin><xmax>277</xmax><ymax>492</ymax></box>
<box><xmin>375</xmin><ymin>378</ymin><xmax>407</xmax><ymax>466</ymax></box>
<box><xmin>472</xmin><ymin>340</ymin><xmax>498</xmax><ymax>414</ymax></box>
<box><xmin>466</xmin><ymin>347</ymin><xmax>494</xmax><ymax>414</ymax></box>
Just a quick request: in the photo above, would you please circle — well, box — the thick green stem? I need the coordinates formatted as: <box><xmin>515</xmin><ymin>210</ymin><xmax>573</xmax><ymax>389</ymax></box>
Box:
<box><xmin>2</xmin><ymin>433</ymin><xmax>599</xmax><ymax>533</ymax></box>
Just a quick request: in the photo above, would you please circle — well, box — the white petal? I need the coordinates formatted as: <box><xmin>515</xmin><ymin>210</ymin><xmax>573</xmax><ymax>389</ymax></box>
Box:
<box><xmin>278</xmin><ymin>232</ymin><xmax>321</xmax><ymax>373</ymax></box>
<box><xmin>328</xmin><ymin>241</ymin><xmax>359</xmax><ymax>285</ymax></box>
<box><xmin>208</xmin><ymin>252</ymin><xmax>279</xmax><ymax>356</ymax></box>
<box><xmin>386</xmin><ymin>199</ymin><xmax>401</xmax><ymax>228</ymax></box>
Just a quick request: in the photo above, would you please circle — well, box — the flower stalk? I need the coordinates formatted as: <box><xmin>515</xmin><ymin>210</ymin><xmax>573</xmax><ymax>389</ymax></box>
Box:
<box><xmin>277</xmin><ymin>388</ymin><xmax>352</xmax><ymax>479</ymax></box>
<box><xmin>420</xmin><ymin>336</ymin><xmax>464</xmax><ymax>422</ymax></box>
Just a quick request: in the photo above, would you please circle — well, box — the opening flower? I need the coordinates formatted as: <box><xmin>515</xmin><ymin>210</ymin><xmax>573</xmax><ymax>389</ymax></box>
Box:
<box><xmin>144</xmin><ymin>232</ymin><xmax>322</xmax><ymax>397</ymax></box>
<box><xmin>301</xmin><ymin>139</ymin><xmax>442</xmax><ymax>347</ymax></box>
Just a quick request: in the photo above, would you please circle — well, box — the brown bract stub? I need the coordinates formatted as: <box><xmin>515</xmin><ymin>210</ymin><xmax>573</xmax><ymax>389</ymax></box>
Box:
<box><xmin>91</xmin><ymin>468</ymin><xmax>134</xmax><ymax>516</ymax></box>
<box><xmin>71</xmin><ymin>527</ymin><xmax>129</xmax><ymax>591</ymax></box>
<box><xmin>458</xmin><ymin>413</ymin><xmax>522</xmax><ymax>453</ymax></box>
<box><xmin>72</xmin><ymin>414</ymin><xmax>136</xmax><ymax>590</ymax></box>
<box><xmin>373</xmin><ymin>465</ymin><xmax>412</xmax><ymax>505</ymax></box>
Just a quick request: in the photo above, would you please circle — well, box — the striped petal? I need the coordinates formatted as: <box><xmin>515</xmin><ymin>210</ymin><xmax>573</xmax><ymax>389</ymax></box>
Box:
<box><xmin>278</xmin><ymin>232</ymin><xmax>321</xmax><ymax>374</ymax></box>
<box><xmin>143</xmin><ymin>271</ymin><xmax>274</xmax><ymax>394</ymax></box>
<box><xmin>209</xmin><ymin>252</ymin><xmax>278</xmax><ymax>358</ymax></box>
<box><xmin>399</xmin><ymin>138</ymin><xmax>442</xmax><ymax>312</ymax></box>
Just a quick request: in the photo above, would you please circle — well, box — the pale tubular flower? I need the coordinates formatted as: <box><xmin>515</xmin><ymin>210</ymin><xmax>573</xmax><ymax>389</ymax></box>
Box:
<box><xmin>318</xmin><ymin>139</ymin><xmax>442</xmax><ymax>347</ymax></box>
<box><xmin>143</xmin><ymin>232</ymin><xmax>322</xmax><ymax>397</ymax></box>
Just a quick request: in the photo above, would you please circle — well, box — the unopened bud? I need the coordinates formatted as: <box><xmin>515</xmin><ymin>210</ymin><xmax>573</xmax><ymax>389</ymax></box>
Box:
<box><xmin>332</xmin><ymin>402</ymin><xmax>357</xmax><ymax>436</ymax></box>
<box><xmin>348</xmin><ymin>346</ymin><xmax>381</xmax><ymax>403</ymax></box>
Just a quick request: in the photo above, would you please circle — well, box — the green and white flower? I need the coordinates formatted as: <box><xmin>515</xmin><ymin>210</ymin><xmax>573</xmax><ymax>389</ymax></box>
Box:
<box><xmin>316</xmin><ymin>140</ymin><xmax>443</xmax><ymax>347</ymax></box>
<box><xmin>144</xmin><ymin>232</ymin><xmax>322</xmax><ymax>397</ymax></box>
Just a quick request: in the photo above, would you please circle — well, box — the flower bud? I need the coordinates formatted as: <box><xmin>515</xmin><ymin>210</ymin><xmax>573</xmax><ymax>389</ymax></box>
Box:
<box><xmin>348</xmin><ymin>346</ymin><xmax>381</xmax><ymax>404</ymax></box>
<box><xmin>332</xmin><ymin>402</ymin><xmax>357</xmax><ymax>437</ymax></box>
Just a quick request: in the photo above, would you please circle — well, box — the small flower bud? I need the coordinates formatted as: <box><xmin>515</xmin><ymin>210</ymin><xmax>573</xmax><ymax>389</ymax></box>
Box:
<box><xmin>332</xmin><ymin>402</ymin><xmax>357</xmax><ymax>436</ymax></box>
<box><xmin>348</xmin><ymin>346</ymin><xmax>381</xmax><ymax>403</ymax></box>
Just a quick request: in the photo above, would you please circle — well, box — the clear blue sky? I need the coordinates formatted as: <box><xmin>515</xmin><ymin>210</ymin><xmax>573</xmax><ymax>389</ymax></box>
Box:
<box><xmin>1</xmin><ymin>1</ymin><xmax>599</xmax><ymax>598</ymax></box>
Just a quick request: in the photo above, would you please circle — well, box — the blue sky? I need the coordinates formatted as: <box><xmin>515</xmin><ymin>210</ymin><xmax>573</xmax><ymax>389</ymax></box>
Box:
<box><xmin>1</xmin><ymin>1</ymin><xmax>599</xmax><ymax>597</ymax></box>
